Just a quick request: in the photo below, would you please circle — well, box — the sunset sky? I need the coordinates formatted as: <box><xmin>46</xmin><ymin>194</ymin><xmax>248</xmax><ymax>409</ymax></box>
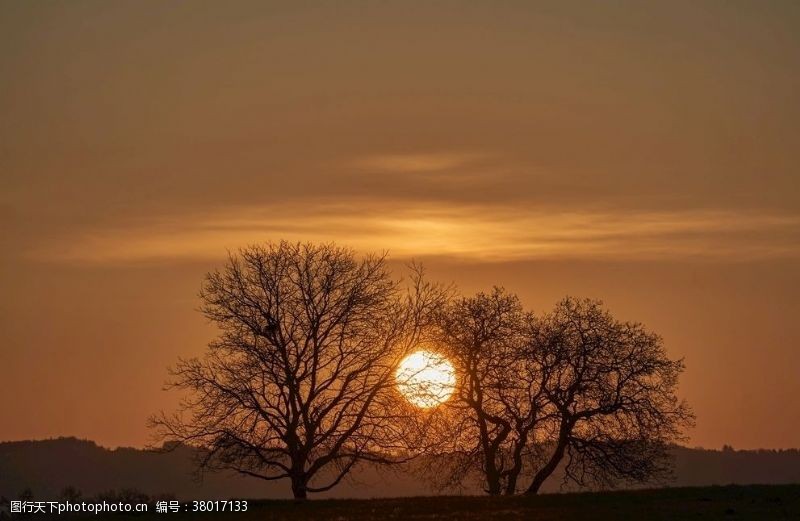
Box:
<box><xmin>1</xmin><ymin>1</ymin><xmax>799</xmax><ymax>450</ymax></box>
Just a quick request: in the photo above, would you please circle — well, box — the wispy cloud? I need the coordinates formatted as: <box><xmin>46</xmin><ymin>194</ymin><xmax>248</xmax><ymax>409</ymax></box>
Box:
<box><xmin>353</xmin><ymin>152</ymin><xmax>486</xmax><ymax>174</ymax></box>
<box><xmin>31</xmin><ymin>201</ymin><xmax>800</xmax><ymax>264</ymax></box>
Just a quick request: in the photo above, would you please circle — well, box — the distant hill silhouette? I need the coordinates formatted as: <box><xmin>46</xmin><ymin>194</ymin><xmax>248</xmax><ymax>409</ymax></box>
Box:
<box><xmin>1</xmin><ymin>438</ymin><xmax>799</xmax><ymax>500</ymax></box>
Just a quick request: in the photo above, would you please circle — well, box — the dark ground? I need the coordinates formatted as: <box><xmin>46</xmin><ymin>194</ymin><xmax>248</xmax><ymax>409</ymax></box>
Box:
<box><xmin>81</xmin><ymin>484</ymin><xmax>799</xmax><ymax>520</ymax></box>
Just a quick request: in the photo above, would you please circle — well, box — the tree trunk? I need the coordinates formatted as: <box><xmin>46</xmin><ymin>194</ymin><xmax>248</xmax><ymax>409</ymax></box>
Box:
<box><xmin>486</xmin><ymin>473</ymin><xmax>502</xmax><ymax>496</ymax></box>
<box><xmin>525</xmin><ymin>438</ymin><xmax>568</xmax><ymax>495</ymax></box>
<box><xmin>291</xmin><ymin>474</ymin><xmax>308</xmax><ymax>499</ymax></box>
<box><xmin>504</xmin><ymin>473</ymin><xmax>517</xmax><ymax>495</ymax></box>
<box><xmin>525</xmin><ymin>473</ymin><xmax>546</xmax><ymax>495</ymax></box>
<box><xmin>504</xmin><ymin>438</ymin><xmax>525</xmax><ymax>495</ymax></box>
<box><xmin>484</xmin><ymin>446</ymin><xmax>502</xmax><ymax>496</ymax></box>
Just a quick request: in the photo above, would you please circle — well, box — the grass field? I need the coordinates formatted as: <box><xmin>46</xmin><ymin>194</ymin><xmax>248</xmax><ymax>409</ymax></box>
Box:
<box><xmin>88</xmin><ymin>484</ymin><xmax>800</xmax><ymax>520</ymax></box>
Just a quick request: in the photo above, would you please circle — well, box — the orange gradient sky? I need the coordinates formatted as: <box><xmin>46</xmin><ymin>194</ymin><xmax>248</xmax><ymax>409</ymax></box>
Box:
<box><xmin>1</xmin><ymin>1</ymin><xmax>799</xmax><ymax>449</ymax></box>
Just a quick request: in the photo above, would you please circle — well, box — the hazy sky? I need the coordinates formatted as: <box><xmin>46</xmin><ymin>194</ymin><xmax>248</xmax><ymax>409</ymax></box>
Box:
<box><xmin>1</xmin><ymin>1</ymin><xmax>799</xmax><ymax>449</ymax></box>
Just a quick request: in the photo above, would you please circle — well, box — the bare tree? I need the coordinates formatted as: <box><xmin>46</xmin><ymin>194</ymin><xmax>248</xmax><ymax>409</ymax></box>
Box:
<box><xmin>523</xmin><ymin>297</ymin><xmax>694</xmax><ymax>494</ymax></box>
<box><xmin>429</xmin><ymin>293</ymin><xmax>692</xmax><ymax>496</ymax></box>
<box><xmin>433</xmin><ymin>288</ymin><xmax>541</xmax><ymax>495</ymax></box>
<box><xmin>151</xmin><ymin>242</ymin><xmax>445</xmax><ymax>499</ymax></box>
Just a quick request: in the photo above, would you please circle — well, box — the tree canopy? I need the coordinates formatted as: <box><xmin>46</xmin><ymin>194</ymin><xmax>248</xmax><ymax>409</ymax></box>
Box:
<box><xmin>152</xmin><ymin>242</ymin><xmax>446</xmax><ymax>498</ymax></box>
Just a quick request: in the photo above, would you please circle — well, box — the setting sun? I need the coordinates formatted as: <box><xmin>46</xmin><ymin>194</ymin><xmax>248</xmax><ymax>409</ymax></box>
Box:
<box><xmin>395</xmin><ymin>350</ymin><xmax>457</xmax><ymax>408</ymax></box>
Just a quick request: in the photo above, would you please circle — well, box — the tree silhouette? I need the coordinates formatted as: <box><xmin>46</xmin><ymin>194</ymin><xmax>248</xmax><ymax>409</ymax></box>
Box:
<box><xmin>429</xmin><ymin>293</ymin><xmax>693</xmax><ymax>495</ymax></box>
<box><xmin>432</xmin><ymin>288</ymin><xmax>538</xmax><ymax>495</ymax></box>
<box><xmin>524</xmin><ymin>297</ymin><xmax>693</xmax><ymax>493</ymax></box>
<box><xmin>151</xmin><ymin>242</ymin><xmax>445</xmax><ymax>499</ymax></box>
